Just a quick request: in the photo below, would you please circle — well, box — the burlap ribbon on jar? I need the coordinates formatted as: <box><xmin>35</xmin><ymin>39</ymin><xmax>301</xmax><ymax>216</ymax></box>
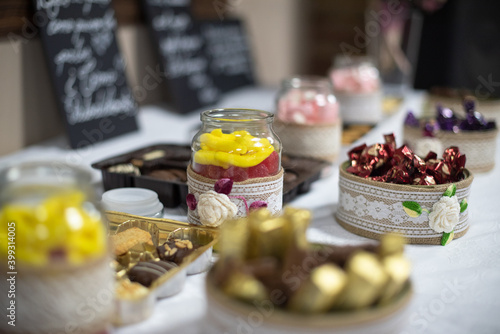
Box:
<box><xmin>336</xmin><ymin>163</ymin><xmax>474</xmax><ymax>245</ymax></box>
<box><xmin>404</xmin><ymin>125</ymin><xmax>498</xmax><ymax>173</ymax></box>
<box><xmin>274</xmin><ymin>120</ymin><xmax>341</xmax><ymax>163</ymax></box>
<box><xmin>0</xmin><ymin>257</ymin><xmax>113</xmax><ymax>334</ymax></box>
<box><xmin>187</xmin><ymin>165</ymin><xmax>284</xmax><ymax>225</ymax></box>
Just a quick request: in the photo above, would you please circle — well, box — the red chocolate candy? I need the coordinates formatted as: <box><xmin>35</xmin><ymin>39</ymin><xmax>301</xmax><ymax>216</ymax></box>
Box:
<box><xmin>346</xmin><ymin>134</ymin><xmax>466</xmax><ymax>185</ymax></box>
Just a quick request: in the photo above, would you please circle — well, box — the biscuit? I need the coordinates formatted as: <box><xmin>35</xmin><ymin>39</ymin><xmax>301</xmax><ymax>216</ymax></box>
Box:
<box><xmin>111</xmin><ymin>227</ymin><xmax>154</xmax><ymax>255</ymax></box>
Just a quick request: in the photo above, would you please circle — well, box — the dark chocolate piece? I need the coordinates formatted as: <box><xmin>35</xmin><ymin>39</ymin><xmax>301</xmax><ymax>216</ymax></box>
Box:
<box><xmin>170</xmin><ymin>169</ymin><xmax>188</xmax><ymax>182</ymax></box>
<box><xmin>148</xmin><ymin>169</ymin><xmax>187</xmax><ymax>182</ymax></box>
<box><xmin>128</xmin><ymin>260</ymin><xmax>177</xmax><ymax>287</ymax></box>
<box><xmin>148</xmin><ymin>169</ymin><xmax>178</xmax><ymax>181</ymax></box>
<box><xmin>157</xmin><ymin>239</ymin><xmax>196</xmax><ymax>265</ymax></box>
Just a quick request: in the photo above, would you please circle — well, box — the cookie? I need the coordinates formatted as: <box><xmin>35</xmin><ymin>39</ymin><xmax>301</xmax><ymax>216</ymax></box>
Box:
<box><xmin>111</xmin><ymin>227</ymin><xmax>154</xmax><ymax>255</ymax></box>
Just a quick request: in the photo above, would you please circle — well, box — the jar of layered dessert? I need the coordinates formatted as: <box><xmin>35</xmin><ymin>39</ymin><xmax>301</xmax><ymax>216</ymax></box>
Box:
<box><xmin>0</xmin><ymin>162</ymin><xmax>113</xmax><ymax>334</ymax></box>
<box><xmin>274</xmin><ymin>75</ymin><xmax>342</xmax><ymax>163</ymax></box>
<box><xmin>187</xmin><ymin>108</ymin><xmax>283</xmax><ymax>226</ymax></box>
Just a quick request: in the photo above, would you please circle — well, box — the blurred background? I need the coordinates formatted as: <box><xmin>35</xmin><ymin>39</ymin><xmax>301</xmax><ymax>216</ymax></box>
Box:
<box><xmin>1</xmin><ymin>0</ymin><xmax>499</xmax><ymax>154</ymax></box>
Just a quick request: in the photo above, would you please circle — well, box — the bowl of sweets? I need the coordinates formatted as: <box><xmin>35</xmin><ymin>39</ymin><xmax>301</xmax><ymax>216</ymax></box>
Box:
<box><xmin>404</xmin><ymin>98</ymin><xmax>497</xmax><ymax>173</ymax></box>
<box><xmin>205</xmin><ymin>208</ymin><xmax>413</xmax><ymax>334</ymax></box>
<box><xmin>337</xmin><ymin>134</ymin><xmax>473</xmax><ymax>245</ymax></box>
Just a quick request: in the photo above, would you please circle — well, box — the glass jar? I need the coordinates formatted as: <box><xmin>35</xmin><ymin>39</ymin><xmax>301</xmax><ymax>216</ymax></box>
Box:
<box><xmin>274</xmin><ymin>76</ymin><xmax>342</xmax><ymax>164</ymax></box>
<box><xmin>276</xmin><ymin>76</ymin><xmax>340</xmax><ymax>125</ymax></box>
<box><xmin>329</xmin><ymin>55</ymin><xmax>383</xmax><ymax>124</ymax></box>
<box><xmin>0</xmin><ymin>162</ymin><xmax>113</xmax><ymax>334</ymax></box>
<box><xmin>187</xmin><ymin>109</ymin><xmax>284</xmax><ymax>226</ymax></box>
<box><xmin>329</xmin><ymin>55</ymin><xmax>381</xmax><ymax>94</ymax></box>
<box><xmin>191</xmin><ymin>108</ymin><xmax>282</xmax><ymax>182</ymax></box>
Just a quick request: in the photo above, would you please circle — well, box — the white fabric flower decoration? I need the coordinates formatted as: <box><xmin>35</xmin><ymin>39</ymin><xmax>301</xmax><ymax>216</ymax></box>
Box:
<box><xmin>428</xmin><ymin>195</ymin><xmax>460</xmax><ymax>233</ymax></box>
<box><xmin>197</xmin><ymin>190</ymin><xmax>238</xmax><ymax>227</ymax></box>
<box><xmin>402</xmin><ymin>184</ymin><xmax>467</xmax><ymax>245</ymax></box>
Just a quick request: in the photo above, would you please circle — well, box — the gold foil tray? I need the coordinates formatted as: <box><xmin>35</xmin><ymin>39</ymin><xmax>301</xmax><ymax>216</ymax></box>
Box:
<box><xmin>107</xmin><ymin>211</ymin><xmax>219</xmax><ymax>326</ymax></box>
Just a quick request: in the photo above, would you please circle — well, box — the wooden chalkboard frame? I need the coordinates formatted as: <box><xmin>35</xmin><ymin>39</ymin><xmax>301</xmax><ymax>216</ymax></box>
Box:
<box><xmin>200</xmin><ymin>18</ymin><xmax>255</xmax><ymax>93</ymax></box>
<box><xmin>33</xmin><ymin>0</ymin><xmax>138</xmax><ymax>149</ymax></box>
<box><xmin>142</xmin><ymin>0</ymin><xmax>220</xmax><ymax>114</ymax></box>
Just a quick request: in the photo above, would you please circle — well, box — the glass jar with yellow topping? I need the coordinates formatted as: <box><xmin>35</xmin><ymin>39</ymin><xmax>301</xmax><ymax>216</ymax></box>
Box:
<box><xmin>187</xmin><ymin>109</ymin><xmax>284</xmax><ymax>226</ymax></box>
<box><xmin>191</xmin><ymin>109</ymin><xmax>282</xmax><ymax>182</ymax></box>
<box><xmin>0</xmin><ymin>162</ymin><xmax>113</xmax><ymax>334</ymax></box>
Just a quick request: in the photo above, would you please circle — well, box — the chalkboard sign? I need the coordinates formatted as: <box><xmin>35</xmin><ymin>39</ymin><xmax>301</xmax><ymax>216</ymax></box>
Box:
<box><xmin>142</xmin><ymin>0</ymin><xmax>220</xmax><ymax>113</ymax></box>
<box><xmin>34</xmin><ymin>0</ymin><xmax>138</xmax><ymax>149</ymax></box>
<box><xmin>201</xmin><ymin>19</ymin><xmax>255</xmax><ymax>93</ymax></box>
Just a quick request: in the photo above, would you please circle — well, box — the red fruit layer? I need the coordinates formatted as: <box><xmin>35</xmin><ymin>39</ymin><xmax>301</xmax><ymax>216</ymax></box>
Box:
<box><xmin>193</xmin><ymin>151</ymin><xmax>279</xmax><ymax>182</ymax></box>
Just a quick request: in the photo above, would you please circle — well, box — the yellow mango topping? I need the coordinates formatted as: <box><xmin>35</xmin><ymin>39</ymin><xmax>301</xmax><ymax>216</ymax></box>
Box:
<box><xmin>194</xmin><ymin>129</ymin><xmax>274</xmax><ymax>169</ymax></box>
<box><xmin>0</xmin><ymin>189</ymin><xmax>107</xmax><ymax>267</ymax></box>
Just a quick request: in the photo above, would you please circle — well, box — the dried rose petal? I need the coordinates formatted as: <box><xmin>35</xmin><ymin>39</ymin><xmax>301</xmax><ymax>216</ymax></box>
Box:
<box><xmin>186</xmin><ymin>193</ymin><xmax>197</xmax><ymax>210</ymax></box>
<box><xmin>249</xmin><ymin>201</ymin><xmax>268</xmax><ymax>211</ymax></box>
<box><xmin>214</xmin><ymin>178</ymin><xmax>233</xmax><ymax>195</ymax></box>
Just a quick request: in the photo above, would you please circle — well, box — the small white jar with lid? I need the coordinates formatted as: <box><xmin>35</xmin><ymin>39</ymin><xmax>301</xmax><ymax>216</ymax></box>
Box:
<box><xmin>101</xmin><ymin>188</ymin><xmax>164</xmax><ymax>218</ymax></box>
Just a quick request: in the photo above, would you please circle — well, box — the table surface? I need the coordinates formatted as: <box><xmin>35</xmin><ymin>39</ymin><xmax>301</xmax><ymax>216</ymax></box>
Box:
<box><xmin>1</xmin><ymin>87</ymin><xmax>499</xmax><ymax>334</ymax></box>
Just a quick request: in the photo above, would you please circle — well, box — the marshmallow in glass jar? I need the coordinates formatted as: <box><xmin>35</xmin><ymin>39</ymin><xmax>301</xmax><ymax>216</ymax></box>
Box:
<box><xmin>329</xmin><ymin>56</ymin><xmax>383</xmax><ymax>124</ymax></box>
<box><xmin>274</xmin><ymin>76</ymin><xmax>342</xmax><ymax>163</ymax></box>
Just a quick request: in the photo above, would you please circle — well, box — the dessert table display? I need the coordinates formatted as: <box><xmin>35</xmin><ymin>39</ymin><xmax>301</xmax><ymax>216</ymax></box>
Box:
<box><xmin>0</xmin><ymin>87</ymin><xmax>499</xmax><ymax>334</ymax></box>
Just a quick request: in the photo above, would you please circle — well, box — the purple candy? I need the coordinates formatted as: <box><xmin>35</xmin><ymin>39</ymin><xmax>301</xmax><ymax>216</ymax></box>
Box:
<box><xmin>485</xmin><ymin>121</ymin><xmax>496</xmax><ymax>130</ymax></box>
<box><xmin>434</xmin><ymin>98</ymin><xmax>499</xmax><ymax>131</ymax></box>
<box><xmin>404</xmin><ymin>111</ymin><xmax>420</xmax><ymax>127</ymax></box>
<box><xmin>413</xmin><ymin>100</ymin><xmax>497</xmax><ymax>133</ymax></box>
<box><xmin>423</xmin><ymin>121</ymin><xmax>439</xmax><ymax>137</ymax></box>
<box><xmin>463</xmin><ymin>98</ymin><xmax>475</xmax><ymax>114</ymax></box>
<box><xmin>459</xmin><ymin>111</ymin><xmax>488</xmax><ymax>131</ymax></box>
<box><xmin>473</xmin><ymin>111</ymin><xmax>487</xmax><ymax>126</ymax></box>
<box><xmin>436</xmin><ymin>105</ymin><xmax>459</xmax><ymax>132</ymax></box>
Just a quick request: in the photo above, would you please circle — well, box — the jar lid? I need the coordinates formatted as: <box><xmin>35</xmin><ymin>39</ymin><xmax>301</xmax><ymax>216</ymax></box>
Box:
<box><xmin>102</xmin><ymin>188</ymin><xmax>164</xmax><ymax>217</ymax></box>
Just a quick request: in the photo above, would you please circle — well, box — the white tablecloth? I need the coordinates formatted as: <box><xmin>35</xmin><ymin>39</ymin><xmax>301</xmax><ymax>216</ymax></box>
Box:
<box><xmin>1</xmin><ymin>87</ymin><xmax>499</xmax><ymax>334</ymax></box>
